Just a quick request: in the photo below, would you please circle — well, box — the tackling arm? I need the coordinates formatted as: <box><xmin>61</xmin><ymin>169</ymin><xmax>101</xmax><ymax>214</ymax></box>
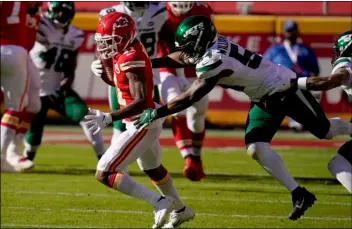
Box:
<box><xmin>110</xmin><ymin>69</ymin><xmax>148</xmax><ymax>121</ymax></box>
<box><xmin>297</xmin><ymin>67</ymin><xmax>350</xmax><ymax>91</ymax></box>
<box><xmin>153</xmin><ymin>69</ymin><xmax>232</xmax><ymax>119</ymax></box>
<box><xmin>151</xmin><ymin>51</ymin><xmax>194</xmax><ymax>69</ymax></box>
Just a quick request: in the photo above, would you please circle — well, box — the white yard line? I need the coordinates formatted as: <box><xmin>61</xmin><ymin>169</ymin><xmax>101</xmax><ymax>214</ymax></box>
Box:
<box><xmin>2</xmin><ymin>206</ymin><xmax>351</xmax><ymax>222</ymax></box>
<box><xmin>2</xmin><ymin>190</ymin><xmax>350</xmax><ymax>206</ymax></box>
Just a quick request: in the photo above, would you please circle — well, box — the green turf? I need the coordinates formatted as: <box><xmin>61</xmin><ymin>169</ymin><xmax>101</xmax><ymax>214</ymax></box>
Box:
<box><xmin>1</xmin><ymin>129</ymin><xmax>351</xmax><ymax>228</ymax></box>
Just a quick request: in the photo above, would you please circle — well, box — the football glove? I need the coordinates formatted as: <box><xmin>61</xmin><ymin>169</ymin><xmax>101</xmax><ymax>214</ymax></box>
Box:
<box><xmin>84</xmin><ymin>108</ymin><xmax>112</xmax><ymax>135</ymax></box>
<box><xmin>91</xmin><ymin>59</ymin><xmax>103</xmax><ymax>77</ymax></box>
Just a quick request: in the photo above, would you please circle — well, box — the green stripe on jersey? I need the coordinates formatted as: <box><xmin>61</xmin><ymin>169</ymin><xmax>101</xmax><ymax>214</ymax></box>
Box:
<box><xmin>333</xmin><ymin>57</ymin><xmax>351</xmax><ymax>68</ymax></box>
<box><xmin>196</xmin><ymin>60</ymin><xmax>223</xmax><ymax>73</ymax></box>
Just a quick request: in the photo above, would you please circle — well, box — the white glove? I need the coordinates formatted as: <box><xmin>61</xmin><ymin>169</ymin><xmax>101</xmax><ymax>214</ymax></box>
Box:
<box><xmin>84</xmin><ymin>108</ymin><xmax>112</xmax><ymax>135</ymax></box>
<box><xmin>91</xmin><ymin>59</ymin><xmax>103</xmax><ymax>77</ymax></box>
<box><xmin>178</xmin><ymin>76</ymin><xmax>190</xmax><ymax>92</ymax></box>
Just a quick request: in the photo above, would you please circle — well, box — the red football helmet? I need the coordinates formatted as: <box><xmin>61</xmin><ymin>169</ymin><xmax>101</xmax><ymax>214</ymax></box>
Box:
<box><xmin>95</xmin><ymin>12</ymin><xmax>137</xmax><ymax>59</ymax></box>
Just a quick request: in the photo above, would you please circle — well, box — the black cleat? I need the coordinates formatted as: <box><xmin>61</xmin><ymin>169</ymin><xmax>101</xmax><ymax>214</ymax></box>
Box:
<box><xmin>288</xmin><ymin>186</ymin><xmax>317</xmax><ymax>220</ymax></box>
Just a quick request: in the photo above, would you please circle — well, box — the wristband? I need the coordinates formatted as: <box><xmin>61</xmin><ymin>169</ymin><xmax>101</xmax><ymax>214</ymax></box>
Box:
<box><xmin>297</xmin><ymin>77</ymin><xmax>308</xmax><ymax>90</ymax></box>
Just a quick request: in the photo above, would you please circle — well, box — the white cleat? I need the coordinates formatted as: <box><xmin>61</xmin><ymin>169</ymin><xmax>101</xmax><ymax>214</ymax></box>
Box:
<box><xmin>162</xmin><ymin>206</ymin><xmax>195</xmax><ymax>228</ymax></box>
<box><xmin>1</xmin><ymin>156</ymin><xmax>18</xmax><ymax>173</ymax></box>
<box><xmin>13</xmin><ymin>157</ymin><xmax>34</xmax><ymax>172</ymax></box>
<box><xmin>152</xmin><ymin>196</ymin><xmax>175</xmax><ymax>228</ymax></box>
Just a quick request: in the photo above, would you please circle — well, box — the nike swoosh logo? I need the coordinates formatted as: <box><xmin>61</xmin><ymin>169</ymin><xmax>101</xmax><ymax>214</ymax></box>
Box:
<box><xmin>296</xmin><ymin>197</ymin><xmax>305</xmax><ymax>209</ymax></box>
<box><xmin>143</xmin><ymin>113</ymin><xmax>149</xmax><ymax>121</ymax></box>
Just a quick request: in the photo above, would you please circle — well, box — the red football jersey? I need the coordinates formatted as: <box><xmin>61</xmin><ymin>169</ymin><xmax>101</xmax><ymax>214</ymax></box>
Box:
<box><xmin>113</xmin><ymin>40</ymin><xmax>155</xmax><ymax>121</ymax></box>
<box><xmin>26</xmin><ymin>7</ymin><xmax>41</xmax><ymax>51</ymax></box>
<box><xmin>1</xmin><ymin>2</ymin><xmax>29</xmax><ymax>49</ymax></box>
<box><xmin>161</xmin><ymin>3</ymin><xmax>213</xmax><ymax>78</ymax></box>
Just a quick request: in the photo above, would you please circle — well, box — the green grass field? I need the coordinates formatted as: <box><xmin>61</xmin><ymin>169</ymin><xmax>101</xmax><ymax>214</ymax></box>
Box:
<box><xmin>1</xmin><ymin>127</ymin><xmax>351</xmax><ymax>228</ymax></box>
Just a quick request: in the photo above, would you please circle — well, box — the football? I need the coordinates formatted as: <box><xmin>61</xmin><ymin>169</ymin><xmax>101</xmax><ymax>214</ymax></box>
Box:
<box><xmin>100</xmin><ymin>57</ymin><xmax>115</xmax><ymax>86</ymax></box>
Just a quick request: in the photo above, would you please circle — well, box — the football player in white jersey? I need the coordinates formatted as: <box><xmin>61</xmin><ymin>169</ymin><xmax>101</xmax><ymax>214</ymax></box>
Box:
<box><xmin>91</xmin><ymin>2</ymin><xmax>198</xmax><ymax>181</ymax></box>
<box><xmin>22</xmin><ymin>1</ymin><xmax>105</xmax><ymax>163</ymax></box>
<box><xmin>132</xmin><ymin>16</ymin><xmax>352</xmax><ymax>219</ymax></box>
<box><xmin>294</xmin><ymin>30</ymin><xmax>352</xmax><ymax>193</ymax></box>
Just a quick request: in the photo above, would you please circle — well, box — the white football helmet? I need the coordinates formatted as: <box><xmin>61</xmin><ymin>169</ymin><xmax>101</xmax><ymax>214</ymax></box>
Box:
<box><xmin>168</xmin><ymin>2</ymin><xmax>194</xmax><ymax>15</ymax></box>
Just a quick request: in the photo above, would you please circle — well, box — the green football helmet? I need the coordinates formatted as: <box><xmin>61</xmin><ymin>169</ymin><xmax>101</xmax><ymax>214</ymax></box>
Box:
<box><xmin>332</xmin><ymin>30</ymin><xmax>352</xmax><ymax>64</ymax></box>
<box><xmin>46</xmin><ymin>1</ymin><xmax>75</xmax><ymax>27</ymax></box>
<box><xmin>175</xmin><ymin>15</ymin><xmax>217</xmax><ymax>63</ymax></box>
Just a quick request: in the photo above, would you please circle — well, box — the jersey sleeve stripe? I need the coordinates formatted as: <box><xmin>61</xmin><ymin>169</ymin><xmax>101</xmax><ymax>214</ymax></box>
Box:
<box><xmin>151</xmin><ymin>7</ymin><xmax>167</xmax><ymax>18</ymax></box>
<box><xmin>120</xmin><ymin>64</ymin><xmax>146</xmax><ymax>71</ymax></box>
<box><xmin>196</xmin><ymin>60</ymin><xmax>223</xmax><ymax>73</ymax></box>
<box><xmin>333</xmin><ymin>57</ymin><xmax>351</xmax><ymax>68</ymax></box>
<box><xmin>120</xmin><ymin>61</ymin><xmax>146</xmax><ymax>68</ymax></box>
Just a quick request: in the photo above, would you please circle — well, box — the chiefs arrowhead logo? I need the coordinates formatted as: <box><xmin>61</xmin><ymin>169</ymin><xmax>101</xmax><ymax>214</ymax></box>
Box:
<box><xmin>114</xmin><ymin>16</ymin><xmax>129</xmax><ymax>28</ymax></box>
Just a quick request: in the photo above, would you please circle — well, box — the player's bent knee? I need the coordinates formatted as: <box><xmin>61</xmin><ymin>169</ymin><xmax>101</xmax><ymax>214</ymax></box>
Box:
<box><xmin>95</xmin><ymin>170</ymin><xmax>107</xmax><ymax>184</ymax></box>
<box><xmin>246</xmin><ymin>142</ymin><xmax>270</xmax><ymax>159</ymax></box>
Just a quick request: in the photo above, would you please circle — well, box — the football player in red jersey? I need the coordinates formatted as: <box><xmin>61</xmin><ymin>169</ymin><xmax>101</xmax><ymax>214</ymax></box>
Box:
<box><xmin>158</xmin><ymin>2</ymin><xmax>214</xmax><ymax>181</ymax></box>
<box><xmin>1</xmin><ymin>2</ymin><xmax>41</xmax><ymax>172</ymax></box>
<box><xmin>85</xmin><ymin>12</ymin><xmax>194</xmax><ymax>228</ymax></box>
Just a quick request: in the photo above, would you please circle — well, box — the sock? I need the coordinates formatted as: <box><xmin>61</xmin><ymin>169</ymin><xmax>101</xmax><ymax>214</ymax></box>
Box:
<box><xmin>111</xmin><ymin>128</ymin><xmax>124</xmax><ymax>145</ymax></box>
<box><xmin>247</xmin><ymin>142</ymin><xmax>299</xmax><ymax>192</ymax></box>
<box><xmin>152</xmin><ymin>172</ymin><xmax>184</xmax><ymax>211</ymax></box>
<box><xmin>16</xmin><ymin>111</ymin><xmax>35</xmax><ymax>136</ymax></box>
<box><xmin>192</xmin><ymin>129</ymin><xmax>205</xmax><ymax>157</ymax></box>
<box><xmin>325</xmin><ymin>117</ymin><xmax>352</xmax><ymax>139</ymax></box>
<box><xmin>171</xmin><ymin>116</ymin><xmax>194</xmax><ymax>158</ymax></box>
<box><xmin>109</xmin><ymin>172</ymin><xmax>161</xmax><ymax>206</ymax></box>
<box><xmin>80</xmin><ymin>120</ymin><xmax>105</xmax><ymax>159</ymax></box>
<box><xmin>328</xmin><ymin>154</ymin><xmax>352</xmax><ymax>193</ymax></box>
<box><xmin>1</xmin><ymin>110</ymin><xmax>20</xmax><ymax>155</ymax></box>
<box><xmin>24</xmin><ymin>141</ymin><xmax>39</xmax><ymax>161</ymax></box>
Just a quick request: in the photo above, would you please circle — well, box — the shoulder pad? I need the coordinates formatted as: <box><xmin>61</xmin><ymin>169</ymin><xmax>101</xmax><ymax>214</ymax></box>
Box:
<box><xmin>99</xmin><ymin>5</ymin><xmax>121</xmax><ymax>18</ymax></box>
<box><xmin>332</xmin><ymin>57</ymin><xmax>352</xmax><ymax>74</ymax></box>
<box><xmin>118</xmin><ymin>50</ymin><xmax>146</xmax><ymax>72</ymax></box>
<box><xmin>196</xmin><ymin>50</ymin><xmax>223</xmax><ymax>79</ymax></box>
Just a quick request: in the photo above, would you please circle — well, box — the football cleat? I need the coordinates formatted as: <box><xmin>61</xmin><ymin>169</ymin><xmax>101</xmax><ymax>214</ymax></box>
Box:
<box><xmin>183</xmin><ymin>157</ymin><xmax>206</xmax><ymax>181</ymax></box>
<box><xmin>13</xmin><ymin>157</ymin><xmax>35</xmax><ymax>172</ymax></box>
<box><xmin>289</xmin><ymin>187</ymin><xmax>317</xmax><ymax>220</ymax></box>
<box><xmin>162</xmin><ymin>206</ymin><xmax>195</xmax><ymax>228</ymax></box>
<box><xmin>152</xmin><ymin>196</ymin><xmax>175</xmax><ymax>228</ymax></box>
<box><xmin>1</xmin><ymin>156</ymin><xmax>18</xmax><ymax>173</ymax></box>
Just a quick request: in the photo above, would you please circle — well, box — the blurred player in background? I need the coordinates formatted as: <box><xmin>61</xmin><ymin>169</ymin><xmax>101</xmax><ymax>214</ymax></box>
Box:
<box><xmin>86</xmin><ymin>12</ymin><xmax>194</xmax><ymax>228</ymax></box>
<box><xmin>294</xmin><ymin>30</ymin><xmax>352</xmax><ymax>193</ymax></box>
<box><xmin>159</xmin><ymin>1</ymin><xmax>214</xmax><ymax>181</ymax></box>
<box><xmin>264</xmin><ymin>20</ymin><xmax>320</xmax><ymax>131</ymax></box>
<box><xmin>133</xmin><ymin>16</ymin><xmax>352</xmax><ymax>220</ymax></box>
<box><xmin>92</xmin><ymin>2</ymin><xmax>199</xmax><ymax>181</ymax></box>
<box><xmin>1</xmin><ymin>2</ymin><xmax>42</xmax><ymax>172</ymax></box>
<box><xmin>22</xmin><ymin>1</ymin><xmax>105</xmax><ymax>163</ymax></box>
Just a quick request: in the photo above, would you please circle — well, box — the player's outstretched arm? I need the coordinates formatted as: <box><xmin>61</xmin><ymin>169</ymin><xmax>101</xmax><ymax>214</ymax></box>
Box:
<box><xmin>110</xmin><ymin>69</ymin><xmax>148</xmax><ymax>121</ymax></box>
<box><xmin>297</xmin><ymin>67</ymin><xmax>351</xmax><ymax>91</ymax></box>
<box><xmin>151</xmin><ymin>51</ymin><xmax>194</xmax><ymax>69</ymax></box>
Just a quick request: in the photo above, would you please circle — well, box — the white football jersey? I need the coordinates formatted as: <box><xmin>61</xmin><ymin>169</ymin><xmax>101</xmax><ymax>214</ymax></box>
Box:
<box><xmin>331</xmin><ymin>57</ymin><xmax>352</xmax><ymax>101</ymax></box>
<box><xmin>30</xmin><ymin>16</ymin><xmax>84</xmax><ymax>96</ymax></box>
<box><xmin>99</xmin><ymin>3</ymin><xmax>168</xmax><ymax>84</ymax></box>
<box><xmin>195</xmin><ymin>36</ymin><xmax>297</xmax><ymax>102</ymax></box>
